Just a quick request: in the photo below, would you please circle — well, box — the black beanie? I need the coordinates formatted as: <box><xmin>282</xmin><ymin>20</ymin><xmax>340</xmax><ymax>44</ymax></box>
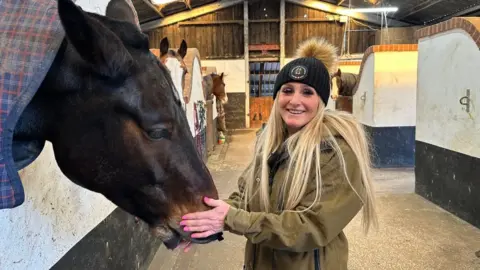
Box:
<box><xmin>273</xmin><ymin>57</ymin><xmax>331</xmax><ymax>105</ymax></box>
<box><xmin>272</xmin><ymin>37</ymin><xmax>338</xmax><ymax>106</ymax></box>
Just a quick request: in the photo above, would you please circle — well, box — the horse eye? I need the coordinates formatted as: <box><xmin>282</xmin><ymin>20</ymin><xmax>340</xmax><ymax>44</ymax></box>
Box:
<box><xmin>147</xmin><ymin>128</ymin><xmax>171</xmax><ymax>140</ymax></box>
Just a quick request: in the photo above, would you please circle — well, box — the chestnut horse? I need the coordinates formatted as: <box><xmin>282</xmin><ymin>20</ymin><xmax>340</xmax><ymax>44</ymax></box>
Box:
<box><xmin>204</xmin><ymin>72</ymin><xmax>228</xmax><ymax>133</ymax></box>
<box><xmin>11</xmin><ymin>0</ymin><xmax>221</xmax><ymax>250</ymax></box>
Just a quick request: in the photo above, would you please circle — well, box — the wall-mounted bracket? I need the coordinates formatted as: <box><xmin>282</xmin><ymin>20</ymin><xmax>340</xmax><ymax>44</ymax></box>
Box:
<box><xmin>459</xmin><ymin>89</ymin><xmax>471</xmax><ymax>113</ymax></box>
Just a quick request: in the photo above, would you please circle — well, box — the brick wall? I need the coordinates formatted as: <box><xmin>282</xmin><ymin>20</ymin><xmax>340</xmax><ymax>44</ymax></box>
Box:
<box><xmin>415</xmin><ymin>17</ymin><xmax>480</xmax><ymax>47</ymax></box>
<box><xmin>375</xmin><ymin>26</ymin><xmax>422</xmax><ymax>45</ymax></box>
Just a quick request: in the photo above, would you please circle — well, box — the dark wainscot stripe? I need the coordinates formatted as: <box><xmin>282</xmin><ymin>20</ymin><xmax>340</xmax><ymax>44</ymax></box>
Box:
<box><xmin>363</xmin><ymin>125</ymin><xmax>416</xmax><ymax>168</ymax></box>
<box><xmin>415</xmin><ymin>140</ymin><xmax>480</xmax><ymax>229</ymax></box>
<box><xmin>51</xmin><ymin>207</ymin><xmax>162</xmax><ymax>270</ymax></box>
<box><xmin>223</xmin><ymin>92</ymin><xmax>245</xmax><ymax>129</ymax></box>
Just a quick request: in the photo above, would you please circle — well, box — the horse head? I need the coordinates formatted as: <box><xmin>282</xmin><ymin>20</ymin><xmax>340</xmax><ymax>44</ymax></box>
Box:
<box><xmin>332</xmin><ymin>68</ymin><xmax>359</xmax><ymax>97</ymax></box>
<box><xmin>331</xmin><ymin>68</ymin><xmax>342</xmax><ymax>100</ymax></box>
<box><xmin>159</xmin><ymin>37</ymin><xmax>188</xmax><ymax>105</ymax></box>
<box><xmin>14</xmin><ymin>0</ymin><xmax>221</xmax><ymax>250</ymax></box>
<box><xmin>211</xmin><ymin>72</ymin><xmax>228</xmax><ymax>104</ymax></box>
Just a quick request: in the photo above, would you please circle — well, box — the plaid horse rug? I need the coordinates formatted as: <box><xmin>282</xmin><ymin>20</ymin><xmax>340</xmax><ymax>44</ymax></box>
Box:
<box><xmin>0</xmin><ymin>0</ymin><xmax>65</xmax><ymax>209</ymax></box>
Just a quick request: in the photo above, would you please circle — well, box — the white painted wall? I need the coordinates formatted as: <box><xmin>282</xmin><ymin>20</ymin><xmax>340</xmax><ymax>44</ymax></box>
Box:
<box><xmin>201</xmin><ymin>59</ymin><xmax>247</xmax><ymax>127</ymax></box>
<box><xmin>201</xmin><ymin>60</ymin><xmax>246</xmax><ymax>93</ymax></box>
<box><xmin>0</xmin><ymin>143</ymin><xmax>116</xmax><ymax>270</ymax></box>
<box><xmin>417</xmin><ymin>29</ymin><xmax>480</xmax><ymax>159</ymax></box>
<box><xmin>353</xmin><ymin>51</ymin><xmax>418</xmax><ymax>127</ymax></box>
<box><xmin>353</xmin><ymin>55</ymin><xmax>375</xmax><ymax>126</ymax></box>
<box><xmin>74</xmin><ymin>0</ymin><xmax>110</xmax><ymax>14</ymax></box>
<box><xmin>0</xmin><ymin>1</ymin><xmax>116</xmax><ymax>270</ymax></box>
<box><xmin>373</xmin><ymin>51</ymin><xmax>418</xmax><ymax>126</ymax></box>
<box><xmin>165</xmin><ymin>58</ymin><xmax>186</xmax><ymax>111</ymax></box>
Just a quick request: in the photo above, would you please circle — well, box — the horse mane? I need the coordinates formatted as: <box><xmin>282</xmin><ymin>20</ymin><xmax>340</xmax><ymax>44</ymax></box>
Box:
<box><xmin>338</xmin><ymin>72</ymin><xmax>359</xmax><ymax>96</ymax></box>
<box><xmin>87</xmin><ymin>12</ymin><xmax>149</xmax><ymax>51</ymax></box>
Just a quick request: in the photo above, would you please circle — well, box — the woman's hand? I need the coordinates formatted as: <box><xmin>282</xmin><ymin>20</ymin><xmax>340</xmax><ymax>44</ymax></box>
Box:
<box><xmin>180</xmin><ymin>197</ymin><xmax>230</xmax><ymax>239</ymax></box>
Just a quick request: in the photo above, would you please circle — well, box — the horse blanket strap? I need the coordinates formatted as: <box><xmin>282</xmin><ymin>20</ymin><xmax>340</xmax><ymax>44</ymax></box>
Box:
<box><xmin>0</xmin><ymin>0</ymin><xmax>64</xmax><ymax>209</ymax></box>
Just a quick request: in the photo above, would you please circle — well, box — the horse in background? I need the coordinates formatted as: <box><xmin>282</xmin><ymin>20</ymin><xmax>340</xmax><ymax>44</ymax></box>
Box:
<box><xmin>151</xmin><ymin>37</ymin><xmax>188</xmax><ymax>110</ymax></box>
<box><xmin>331</xmin><ymin>68</ymin><xmax>359</xmax><ymax>113</ymax></box>
<box><xmin>331</xmin><ymin>68</ymin><xmax>359</xmax><ymax>98</ymax></box>
<box><xmin>203</xmin><ymin>72</ymin><xmax>228</xmax><ymax>136</ymax></box>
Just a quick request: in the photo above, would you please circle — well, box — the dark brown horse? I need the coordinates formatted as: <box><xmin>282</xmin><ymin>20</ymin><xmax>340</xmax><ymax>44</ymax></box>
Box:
<box><xmin>12</xmin><ymin>0</ymin><xmax>221</xmax><ymax>250</ymax></box>
<box><xmin>332</xmin><ymin>68</ymin><xmax>359</xmax><ymax>97</ymax></box>
<box><xmin>331</xmin><ymin>68</ymin><xmax>359</xmax><ymax>113</ymax></box>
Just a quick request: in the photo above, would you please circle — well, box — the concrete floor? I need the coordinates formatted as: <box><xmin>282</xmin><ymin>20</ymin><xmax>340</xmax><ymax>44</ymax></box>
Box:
<box><xmin>149</xmin><ymin>129</ymin><xmax>480</xmax><ymax>270</ymax></box>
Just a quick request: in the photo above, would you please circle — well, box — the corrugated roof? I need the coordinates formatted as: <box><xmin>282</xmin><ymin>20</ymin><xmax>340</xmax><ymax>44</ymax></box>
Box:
<box><xmin>134</xmin><ymin>0</ymin><xmax>480</xmax><ymax>27</ymax></box>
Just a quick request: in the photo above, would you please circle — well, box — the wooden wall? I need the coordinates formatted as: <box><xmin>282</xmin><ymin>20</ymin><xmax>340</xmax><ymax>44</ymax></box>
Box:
<box><xmin>285</xmin><ymin>2</ymin><xmax>375</xmax><ymax>57</ymax></box>
<box><xmin>146</xmin><ymin>1</ymin><xmax>377</xmax><ymax>60</ymax></box>
<box><xmin>147</xmin><ymin>5</ymin><xmax>244</xmax><ymax>59</ymax></box>
<box><xmin>248</xmin><ymin>0</ymin><xmax>280</xmax><ymax>46</ymax></box>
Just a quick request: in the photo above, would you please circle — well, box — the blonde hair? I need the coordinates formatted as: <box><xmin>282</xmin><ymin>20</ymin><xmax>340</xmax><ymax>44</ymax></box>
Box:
<box><xmin>241</xmin><ymin>37</ymin><xmax>378</xmax><ymax>234</ymax></box>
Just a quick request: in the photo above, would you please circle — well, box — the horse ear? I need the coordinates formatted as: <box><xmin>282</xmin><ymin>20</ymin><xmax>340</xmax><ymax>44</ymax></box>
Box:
<box><xmin>160</xmin><ymin>37</ymin><xmax>169</xmax><ymax>56</ymax></box>
<box><xmin>220</xmin><ymin>72</ymin><xmax>224</xmax><ymax>79</ymax></box>
<box><xmin>337</xmin><ymin>68</ymin><xmax>342</xmax><ymax>76</ymax></box>
<box><xmin>178</xmin><ymin>40</ymin><xmax>188</xmax><ymax>59</ymax></box>
<box><xmin>106</xmin><ymin>0</ymin><xmax>141</xmax><ymax>29</ymax></box>
<box><xmin>58</xmin><ymin>0</ymin><xmax>133</xmax><ymax>78</ymax></box>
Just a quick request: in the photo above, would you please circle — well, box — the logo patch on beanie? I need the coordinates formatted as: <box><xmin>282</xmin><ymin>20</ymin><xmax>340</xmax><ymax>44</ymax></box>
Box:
<box><xmin>289</xmin><ymin>65</ymin><xmax>308</xmax><ymax>80</ymax></box>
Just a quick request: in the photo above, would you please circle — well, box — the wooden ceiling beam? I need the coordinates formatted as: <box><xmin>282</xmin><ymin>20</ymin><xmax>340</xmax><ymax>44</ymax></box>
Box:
<box><xmin>141</xmin><ymin>0</ymin><xmax>243</xmax><ymax>31</ymax></box>
<box><xmin>183</xmin><ymin>0</ymin><xmax>192</xmax><ymax>9</ymax></box>
<box><xmin>142</xmin><ymin>0</ymin><xmax>165</xmax><ymax>18</ymax></box>
<box><xmin>286</xmin><ymin>0</ymin><xmax>410</xmax><ymax>26</ymax></box>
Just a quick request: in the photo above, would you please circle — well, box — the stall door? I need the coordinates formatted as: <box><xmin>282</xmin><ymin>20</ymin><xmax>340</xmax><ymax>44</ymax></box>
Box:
<box><xmin>249</xmin><ymin>61</ymin><xmax>280</xmax><ymax>128</ymax></box>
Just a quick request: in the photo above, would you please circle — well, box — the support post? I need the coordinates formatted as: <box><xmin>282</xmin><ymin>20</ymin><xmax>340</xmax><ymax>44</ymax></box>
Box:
<box><xmin>280</xmin><ymin>0</ymin><xmax>285</xmax><ymax>67</ymax></box>
<box><xmin>244</xmin><ymin>0</ymin><xmax>250</xmax><ymax>128</ymax></box>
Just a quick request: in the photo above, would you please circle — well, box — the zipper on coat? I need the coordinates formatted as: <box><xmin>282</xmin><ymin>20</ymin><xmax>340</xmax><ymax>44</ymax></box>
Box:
<box><xmin>252</xmin><ymin>244</ymin><xmax>257</xmax><ymax>270</ymax></box>
<box><xmin>314</xmin><ymin>249</ymin><xmax>320</xmax><ymax>270</ymax></box>
<box><xmin>272</xmin><ymin>249</ymin><xmax>276</xmax><ymax>270</ymax></box>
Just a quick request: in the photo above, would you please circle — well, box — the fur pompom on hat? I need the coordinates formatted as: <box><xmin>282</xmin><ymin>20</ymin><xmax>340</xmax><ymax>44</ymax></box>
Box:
<box><xmin>294</xmin><ymin>37</ymin><xmax>338</xmax><ymax>75</ymax></box>
<box><xmin>273</xmin><ymin>37</ymin><xmax>339</xmax><ymax>105</ymax></box>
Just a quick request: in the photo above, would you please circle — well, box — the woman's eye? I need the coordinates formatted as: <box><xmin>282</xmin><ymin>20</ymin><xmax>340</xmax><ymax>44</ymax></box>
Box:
<box><xmin>303</xmin><ymin>89</ymin><xmax>314</xmax><ymax>95</ymax></box>
<box><xmin>281</xmin><ymin>88</ymin><xmax>293</xmax><ymax>93</ymax></box>
<box><xmin>147</xmin><ymin>128</ymin><xmax>171</xmax><ymax>140</ymax></box>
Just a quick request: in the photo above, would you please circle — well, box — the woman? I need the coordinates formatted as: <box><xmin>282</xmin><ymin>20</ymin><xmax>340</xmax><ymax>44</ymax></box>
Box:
<box><xmin>178</xmin><ymin>37</ymin><xmax>378</xmax><ymax>270</ymax></box>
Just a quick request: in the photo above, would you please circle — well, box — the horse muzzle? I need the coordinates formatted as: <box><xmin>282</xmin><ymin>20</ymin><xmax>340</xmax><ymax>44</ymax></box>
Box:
<box><xmin>158</xmin><ymin>221</ymin><xmax>224</xmax><ymax>250</ymax></box>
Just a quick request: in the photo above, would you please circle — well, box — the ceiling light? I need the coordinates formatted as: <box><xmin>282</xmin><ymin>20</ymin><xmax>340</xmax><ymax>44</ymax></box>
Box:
<box><xmin>151</xmin><ymin>0</ymin><xmax>176</xmax><ymax>5</ymax></box>
<box><xmin>348</xmin><ymin>7</ymin><xmax>398</xmax><ymax>13</ymax></box>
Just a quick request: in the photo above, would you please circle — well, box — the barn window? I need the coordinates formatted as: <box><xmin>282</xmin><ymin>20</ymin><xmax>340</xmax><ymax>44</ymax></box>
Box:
<box><xmin>249</xmin><ymin>61</ymin><xmax>280</xmax><ymax>97</ymax></box>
